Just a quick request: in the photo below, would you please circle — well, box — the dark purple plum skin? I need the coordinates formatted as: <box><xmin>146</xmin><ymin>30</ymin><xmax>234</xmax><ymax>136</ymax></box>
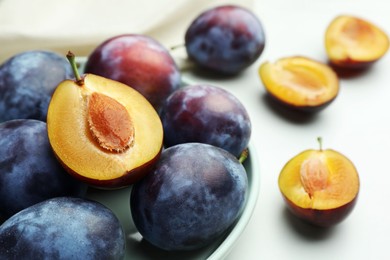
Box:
<box><xmin>185</xmin><ymin>5</ymin><xmax>266</xmax><ymax>74</ymax></box>
<box><xmin>0</xmin><ymin>119</ymin><xmax>87</xmax><ymax>220</ymax></box>
<box><xmin>130</xmin><ymin>143</ymin><xmax>248</xmax><ymax>251</ymax></box>
<box><xmin>0</xmin><ymin>50</ymin><xmax>73</xmax><ymax>122</ymax></box>
<box><xmin>160</xmin><ymin>84</ymin><xmax>251</xmax><ymax>157</ymax></box>
<box><xmin>84</xmin><ymin>34</ymin><xmax>181</xmax><ymax>112</ymax></box>
<box><xmin>0</xmin><ymin>197</ymin><xmax>125</xmax><ymax>259</ymax></box>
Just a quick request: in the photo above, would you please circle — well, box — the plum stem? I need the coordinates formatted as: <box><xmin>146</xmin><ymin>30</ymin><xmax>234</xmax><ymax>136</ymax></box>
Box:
<box><xmin>238</xmin><ymin>148</ymin><xmax>249</xmax><ymax>164</ymax></box>
<box><xmin>317</xmin><ymin>137</ymin><xmax>323</xmax><ymax>151</ymax></box>
<box><xmin>175</xmin><ymin>57</ymin><xmax>197</xmax><ymax>72</ymax></box>
<box><xmin>169</xmin><ymin>43</ymin><xmax>197</xmax><ymax>72</ymax></box>
<box><xmin>66</xmin><ymin>51</ymin><xmax>84</xmax><ymax>86</ymax></box>
<box><xmin>170</xmin><ymin>43</ymin><xmax>185</xmax><ymax>51</ymax></box>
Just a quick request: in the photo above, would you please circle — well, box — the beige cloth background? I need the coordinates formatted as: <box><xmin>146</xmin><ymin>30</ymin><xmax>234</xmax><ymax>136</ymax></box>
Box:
<box><xmin>0</xmin><ymin>0</ymin><xmax>253</xmax><ymax>63</ymax></box>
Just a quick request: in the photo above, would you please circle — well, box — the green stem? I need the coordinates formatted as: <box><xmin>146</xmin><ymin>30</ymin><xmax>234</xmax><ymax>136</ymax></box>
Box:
<box><xmin>238</xmin><ymin>148</ymin><xmax>249</xmax><ymax>164</ymax></box>
<box><xmin>170</xmin><ymin>43</ymin><xmax>185</xmax><ymax>51</ymax></box>
<box><xmin>66</xmin><ymin>51</ymin><xmax>83</xmax><ymax>86</ymax></box>
<box><xmin>317</xmin><ymin>137</ymin><xmax>323</xmax><ymax>151</ymax></box>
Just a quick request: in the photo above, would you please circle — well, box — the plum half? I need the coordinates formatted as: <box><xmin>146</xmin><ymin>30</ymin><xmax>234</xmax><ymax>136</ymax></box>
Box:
<box><xmin>47</xmin><ymin>52</ymin><xmax>163</xmax><ymax>188</ymax></box>
<box><xmin>259</xmin><ymin>56</ymin><xmax>339</xmax><ymax>112</ymax></box>
<box><xmin>325</xmin><ymin>15</ymin><xmax>389</xmax><ymax>69</ymax></box>
<box><xmin>278</xmin><ymin>138</ymin><xmax>359</xmax><ymax>227</ymax></box>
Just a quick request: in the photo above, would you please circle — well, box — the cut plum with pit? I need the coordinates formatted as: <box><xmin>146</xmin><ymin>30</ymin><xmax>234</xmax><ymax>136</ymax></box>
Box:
<box><xmin>278</xmin><ymin>138</ymin><xmax>360</xmax><ymax>227</ymax></box>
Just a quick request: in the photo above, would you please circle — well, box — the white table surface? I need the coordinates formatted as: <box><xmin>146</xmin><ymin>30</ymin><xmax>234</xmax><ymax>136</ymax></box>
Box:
<box><xmin>182</xmin><ymin>0</ymin><xmax>390</xmax><ymax>259</ymax></box>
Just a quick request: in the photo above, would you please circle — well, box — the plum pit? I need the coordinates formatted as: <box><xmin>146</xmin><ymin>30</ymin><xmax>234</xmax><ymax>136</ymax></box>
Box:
<box><xmin>87</xmin><ymin>92</ymin><xmax>134</xmax><ymax>153</ymax></box>
<box><xmin>300</xmin><ymin>156</ymin><xmax>329</xmax><ymax>199</ymax></box>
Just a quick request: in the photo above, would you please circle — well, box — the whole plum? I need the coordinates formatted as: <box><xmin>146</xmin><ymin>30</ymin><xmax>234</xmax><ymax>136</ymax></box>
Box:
<box><xmin>130</xmin><ymin>143</ymin><xmax>248</xmax><ymax>251</ymax></box>
<box><xmin>0</xmin><ymin>197</ymin><xmax>125</xmax><ymax>259</ymax></box>
<box><xmin>0</xmin><ymin>119</ymin><xmax>87</xmax><ymax>220</ymax></box>
<box><xmin>160</xmin><ymin>84</ymin><xmax>251</xmax><ymax>157</ymax></box>
<box><xmin>185</xmin><ymin>5</ymin><xmax>266</xmax><ymax>74</ymax></box>
<box><xmin>84</xmin><ymin>34</ymin><xmax>181</xmax><ymax>111</ymax></box>
<box><xmin>0</xmin><ymin>50</ymin><xmax>73</xmax><ymax>122</ymax></box>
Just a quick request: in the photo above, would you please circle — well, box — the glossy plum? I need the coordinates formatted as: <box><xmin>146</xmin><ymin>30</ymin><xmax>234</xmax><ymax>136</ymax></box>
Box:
<box><xmin>131</xmin><ymin>143</ymin><xmax>248</xmax><ymax>251</ymax></box>
<box><xmin>0</xmin><ymin>50</ymin><xmax>73</xmax><ymax>122</ymax></box>
<box><xmin>185</xmin><ymin>5</ymin><xmax>265</xmax><ymax>74</ymax></box>
<box><xmin>0</xmin><ymin>119</ymin><xmax>87</xmax><ymax>220</ymax></box>
<box><xmin>84</xmin><ymin>34</ymin><xmax>181</xmax><ymax>111</ymax></box>
<box><xmin>160</xmin><ymin>84</ymin><xmax>251</xmax><ymax>157</ymax></box>
<box><xmin>0</xmin><ymin>197</ymin><xmax>125</xmax><ymax>259</ymax></box>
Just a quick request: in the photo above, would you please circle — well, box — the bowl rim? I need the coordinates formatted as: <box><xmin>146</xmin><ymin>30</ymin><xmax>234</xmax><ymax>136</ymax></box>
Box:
<box><xmin>208</xmin><ymin>142</ymin><xmax>260</xmax><ymax>260</ymax></box>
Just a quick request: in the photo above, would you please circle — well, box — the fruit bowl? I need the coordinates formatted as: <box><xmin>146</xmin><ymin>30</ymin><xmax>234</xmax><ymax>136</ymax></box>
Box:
<box><xmin>77</xmin><ymin>56</ymin><xmax>260</xmax><ymax>259</ymax></box>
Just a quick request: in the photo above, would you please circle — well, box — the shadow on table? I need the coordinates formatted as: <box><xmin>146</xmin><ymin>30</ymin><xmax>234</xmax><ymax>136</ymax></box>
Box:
<box><xmin>261</xmin><ymin>94</ymin><xmax>320</xmax><ymax>125</ymax></box>
<box><xmin>281</xmin><ymin>207</ymin><xmax>336</xmax><ymax>241</ymax></box>
<box><xmin>328</xmin><ymin>62</ymin><xmax>372</xmax><ymax>79</ymax></box>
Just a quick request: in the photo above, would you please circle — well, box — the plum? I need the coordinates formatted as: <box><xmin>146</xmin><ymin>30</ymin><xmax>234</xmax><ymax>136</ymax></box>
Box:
<box><xmin>130</xmin><ymin>143</ymin><xmax>248</xmax><ymax>251</ymax></box>
<box><xmin>0</xmin><ymin>197</ymin><xmax>125</xmax><ymax>259</ymax></box>
<box><xmin>278</xmin><ymin>137</ymin><xmax>360</xmax><ymax>227</ymax></box>
<box><xmin>0</xmin><ymin>50</ymin><xmax>73</xmax><ymax>122</ymax></box>
<box><xmin>0</xmin><ymin>119</ymin><xmax>87</xmax><ymax>220</ymax></box>
<box><xmin>160</xmin><ymin>84</ymin><xmax>251</xmax><ymax>157</ymax></box>
<box><xmin>185</xmin><ymin>5</ymin><xmax>265</xmax><ymax>74</ymax></box>
<box><xmin>84</xmin><ymin>34</ymin><xmax>181</xmax><ymax>112</ymax></box>
<box><xmin>325</xmin><ymin>15</ymin><xmax>389</xmax><ymax>70</ymax></box>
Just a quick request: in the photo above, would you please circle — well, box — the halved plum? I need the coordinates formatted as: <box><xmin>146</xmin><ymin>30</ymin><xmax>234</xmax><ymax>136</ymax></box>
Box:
<box><xmin>47</xmin><ymin>53</ymin><xmax>163</xmax><ymax>189</ymax></box>
<box><xmin>259</xmin><ymin>56</ymin><xmax>339</xmax><ymax>112</ymax></box>
<box><xmin>278</xmin><ymin>138</ymin><xmax>360</xmax><ymax>227</ymax></box>
<box><xmin>325</xmin><ymin>15</ymin><xmax>389</xmax><ymax>69</ymax></box>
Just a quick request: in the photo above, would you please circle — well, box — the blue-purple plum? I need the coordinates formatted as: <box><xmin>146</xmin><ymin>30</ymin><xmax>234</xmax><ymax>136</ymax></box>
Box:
<box><xmin>160</xmin><ymin>84</ymin><xmax>251</xmax><ymax>157</ymax></box>
<box><xmin>0</xmin><ymin>50</ymin><xmax>73</xmax><ymax>122</ymax></box>
<box><xmin>185</xmin><ymin>5</ymin><xmax>266</xmax><ymax>74</ymax></box>
<box><xmin>130</xmin><ymin>143</ymin><xmax>248</xmax><ymax>251</ymax></box>
<box><xmin>0</xmin><ymin>197</ymin><xmax>125</xmax><ymax>259</ymax></box>
<box><xmin>0</xmin><ymin>119</ymin><xmax>87</xmax><ymax>220</ymax></box>
<box><xmin>84</xmin><ymin>34</ymin><xmax>181</xmax><ymax>112</ymax></box>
